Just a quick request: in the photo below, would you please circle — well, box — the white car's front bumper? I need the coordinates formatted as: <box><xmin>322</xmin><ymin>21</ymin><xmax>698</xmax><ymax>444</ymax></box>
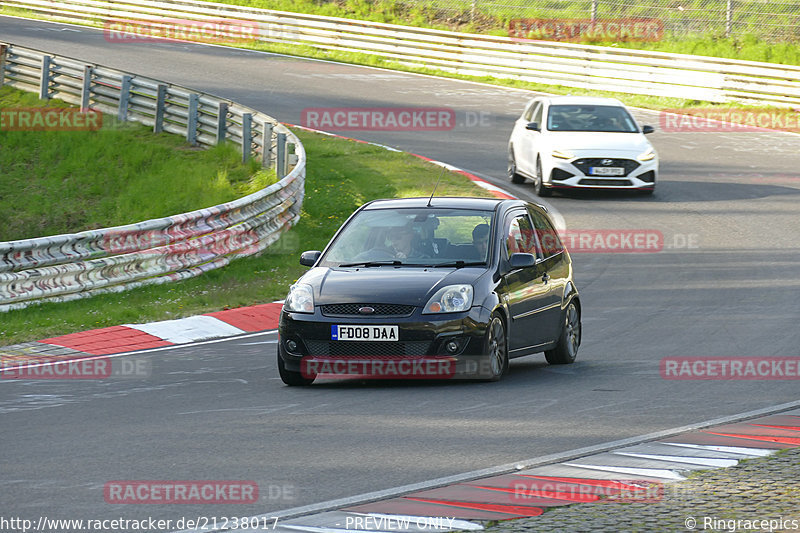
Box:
<box><xmin>544</xmin><ymin>155</ymin><xmax>658</xmax><ymax>190</ymax></box>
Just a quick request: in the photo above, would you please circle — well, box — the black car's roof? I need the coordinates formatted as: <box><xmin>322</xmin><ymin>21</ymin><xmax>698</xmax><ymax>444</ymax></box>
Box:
<box><xmin>361</xmin><ymin>197</ymin><xmax>521</xmax><ymax>211</ymax></box>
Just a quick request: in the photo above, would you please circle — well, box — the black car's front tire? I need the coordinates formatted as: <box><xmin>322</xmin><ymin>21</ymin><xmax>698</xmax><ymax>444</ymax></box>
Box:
<box><xmin>484</xmin><ymin>314</ymin><xmax>509</xmax><ymax>381</ymax></box>
<box><xmin>277</xmin><ymin>347</ymin><xmax>315</xmax><ymax>386</ymax></box>
<box><xmin>545</xmin><ymin>301</ymin><xmax>581</xmax><ymax>365</ymax></box>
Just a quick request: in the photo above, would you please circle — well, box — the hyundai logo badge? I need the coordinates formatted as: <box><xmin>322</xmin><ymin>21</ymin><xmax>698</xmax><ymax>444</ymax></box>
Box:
<box><xmin>601</xmin><ymin>159</ymin><xmax>614</xmax><ymax>166</ymax></box>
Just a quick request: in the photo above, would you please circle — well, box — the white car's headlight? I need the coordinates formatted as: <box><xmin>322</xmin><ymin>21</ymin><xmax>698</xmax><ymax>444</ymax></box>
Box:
<box><xmin>551</xmin><ymin>150</ymin><xmax>575</xmax><ymax>160</ymax></box>
<box><xmin>284</xmin><ymin>283</ymin><xmax>315</xmax><ymax>313</ymax></box>
<box><xmin>423</xmin><ymin>285</ymin><xmax>474</xmax><ymax>314</ymax></box>
<box><xmin>637</xmin><ymin>149</ymin><xmax>657</xmax><ymax>162</ymax></box>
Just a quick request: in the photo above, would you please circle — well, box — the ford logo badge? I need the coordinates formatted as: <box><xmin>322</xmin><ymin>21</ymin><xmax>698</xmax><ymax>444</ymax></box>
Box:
<box><xmin>358</xmin><ymin>306</ymin><xmax>375</xmax><ymax>314</ymax></box>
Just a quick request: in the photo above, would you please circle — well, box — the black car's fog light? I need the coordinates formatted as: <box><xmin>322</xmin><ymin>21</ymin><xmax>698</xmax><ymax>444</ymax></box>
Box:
<box><xmin>286</xmin><ymin>339</ymin><xmax>299</xmax><ymax>353</ymax></box>
<box><xmin>439</xmin><ymin>337</ymin><xmax>467</xmax><ymax>355</ymax></box>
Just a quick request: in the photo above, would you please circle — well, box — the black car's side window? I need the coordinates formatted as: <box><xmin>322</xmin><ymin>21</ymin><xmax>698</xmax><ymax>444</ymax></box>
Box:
<box><xmin>528</xmin><ymin>208</ymin><xmax>564</xmax><ymax>258</ymax></box>
<box><xmin>505</xmin><ymin>213</ymin><xmax>537</xmax><ymax>259</ymax></box>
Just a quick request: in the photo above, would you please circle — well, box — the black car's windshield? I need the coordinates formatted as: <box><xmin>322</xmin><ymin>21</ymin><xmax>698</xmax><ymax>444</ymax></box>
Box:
<box><xmin>319</xmin><ymin>208</ymin><xmax>494</xmax><ymax>267</ymax></box>
<box><xmin>547</xmin><ymin>104</ymin><xmax>639</xmax><ymax>133</ymax></box>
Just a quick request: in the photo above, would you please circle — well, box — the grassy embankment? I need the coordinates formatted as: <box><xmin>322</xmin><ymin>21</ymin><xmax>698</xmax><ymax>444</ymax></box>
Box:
<box><xmin>0</xmin><ymin>87</ymin><xmax>492</xmax><ymax>344</ymax></box>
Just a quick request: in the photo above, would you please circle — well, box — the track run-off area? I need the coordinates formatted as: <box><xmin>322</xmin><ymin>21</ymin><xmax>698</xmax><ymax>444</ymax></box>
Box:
<box><xmin>1</xmin><ymin>15</ymin><xmax>799</xmax><ymax>526</ymax></box>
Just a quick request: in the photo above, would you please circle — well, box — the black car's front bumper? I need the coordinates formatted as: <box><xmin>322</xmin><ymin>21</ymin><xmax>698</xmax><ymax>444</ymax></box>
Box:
<box><xmin>278</xmin><ymin>305</ymin><xmax>494</xmax><ymax>379</ymax></box>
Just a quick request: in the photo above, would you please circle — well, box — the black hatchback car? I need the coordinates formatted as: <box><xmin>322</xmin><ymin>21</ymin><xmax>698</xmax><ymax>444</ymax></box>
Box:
<box><xmin>277</xmin><ymin>197</ymin><xmax>581</xmax><ymax>385</ymax></box>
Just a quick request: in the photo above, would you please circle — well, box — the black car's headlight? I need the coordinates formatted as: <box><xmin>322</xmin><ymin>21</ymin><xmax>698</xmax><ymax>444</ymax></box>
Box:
<box><xmin>423</xmin><ymin>284</ymin><xmax>474</xmax><ymax>314</ymax></box>
<box><xmin>284</xmin><ymin>283</ymin><xmax>315</xmax><ymax>313</ymax></box>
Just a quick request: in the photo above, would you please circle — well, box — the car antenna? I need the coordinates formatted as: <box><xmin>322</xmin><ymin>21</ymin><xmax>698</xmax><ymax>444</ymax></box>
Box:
<box><xmin>427</xmin><ymin>166</ymin><xmax>446</xmax><ymax>207</ymax></box>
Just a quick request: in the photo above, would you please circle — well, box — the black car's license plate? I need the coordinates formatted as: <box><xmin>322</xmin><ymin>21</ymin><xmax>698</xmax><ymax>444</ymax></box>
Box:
<box><xmin>332</xmin><ymin>325</ymin><xmax>399</xmax><ymax>341</ymax></box>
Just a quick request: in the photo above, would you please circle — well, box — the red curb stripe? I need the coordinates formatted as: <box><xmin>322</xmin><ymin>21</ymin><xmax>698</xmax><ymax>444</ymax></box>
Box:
<box><xmin>205</xmin><ymin>302</ymin><xmax>283</xmax><ymax>332</ymax></box>
<box><xmin>404</xmin><ymin>497</ymin><xmax>544</xmax><ymax>517</ymax></box>
<box><xmin>470</xmin><ymin>485</ymin><xmax>600</xmax><ymax>503</ymax></box>
<box><xmin>751</xmin><ymin>424</ymin><xmax>800</xmax><ymax>432</ymax></box>
<box><xmin>704</xmin><ymin>432</ymin><xmax>800</xmax><ymax>446</ymax></box>
<box><xmin>41</xmin><ymin>327</ymin><xmax>173</xmax><ymax>355</ymax></box>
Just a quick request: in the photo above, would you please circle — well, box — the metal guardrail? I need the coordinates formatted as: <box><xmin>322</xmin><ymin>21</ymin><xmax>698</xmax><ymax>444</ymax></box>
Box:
<box><xmin>2</xmin><ymin>0</ymin><xmax>800</xmax><ymax>104</ymax></box>
<box><xmin>0</xmin><ymin>43</ymin><xmax>306</xmax><ymax>312</ymax></box>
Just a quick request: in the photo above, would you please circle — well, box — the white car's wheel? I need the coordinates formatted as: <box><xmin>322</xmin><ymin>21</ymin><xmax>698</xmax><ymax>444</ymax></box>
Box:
<box><xmin>508</xmin><ymin>147</ymin><xmax>525</xmax><ymax>184</ymax></box>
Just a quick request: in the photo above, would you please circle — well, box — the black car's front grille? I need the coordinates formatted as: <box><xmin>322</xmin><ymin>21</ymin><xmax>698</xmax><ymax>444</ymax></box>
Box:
<box><xmin>573</xmin><ymin>158</ymin><xmax>640</xmax><ymax>177</ymax></box>
<box><xmin>321</xmin><ymin>303</ymin><xmax>415</xmax><ymax>317</ymax></box>
<box><xmin>306</xmin><ymin>340</ymin><xmax>431</xmax><ymax>357</ymax></box>
<box><xmin>578</xmin><ymin>178</ymin><xmax>634</xmax><ymax>186</ymax></box>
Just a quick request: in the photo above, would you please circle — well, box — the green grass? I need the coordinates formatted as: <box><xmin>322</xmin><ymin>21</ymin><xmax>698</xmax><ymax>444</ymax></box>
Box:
<box><xmin>0</xmin><ymin>129</ymin><xmax>494</xmax><ymax>345</ymax></box>
<box><xmin>0</xmin><ymin>86</ymin><xmax>274</xmax><ymax>241</ymax></box>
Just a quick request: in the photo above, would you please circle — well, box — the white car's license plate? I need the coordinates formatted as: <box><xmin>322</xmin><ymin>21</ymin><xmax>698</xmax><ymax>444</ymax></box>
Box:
<box><xmin>332</xmin><ymin>325</ymin><xmax>399</xmax><ymax>341</ymax></box>
<box><xmin>590</xmin><ymin>167</ymin><xmax>625</xmax><ymax>176</ymax></box>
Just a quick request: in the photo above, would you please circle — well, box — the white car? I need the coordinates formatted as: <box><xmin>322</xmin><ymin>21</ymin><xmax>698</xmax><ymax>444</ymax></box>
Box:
<box><xmin>507</xmin><ymin>96</ymin><xmax>658</xmax><ymax>196</ymax></box>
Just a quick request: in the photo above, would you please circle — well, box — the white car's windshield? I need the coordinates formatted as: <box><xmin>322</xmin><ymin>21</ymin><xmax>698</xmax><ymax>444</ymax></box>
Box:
<box><xmin>547</xmin><ymin>104</ymin><xmax>639</xmax><ymax>133</ymax></box>
<box><xmin>319</xmin><ymin>208</ymin><xmax>494</xmax><ymax>267</ymax></box>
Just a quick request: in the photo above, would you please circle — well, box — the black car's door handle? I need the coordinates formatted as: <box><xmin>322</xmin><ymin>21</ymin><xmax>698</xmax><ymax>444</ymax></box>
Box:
<box><xmin>542</xmin><ymin>272</ymin><xmax>550</xmax><ymax>283</ymax></box>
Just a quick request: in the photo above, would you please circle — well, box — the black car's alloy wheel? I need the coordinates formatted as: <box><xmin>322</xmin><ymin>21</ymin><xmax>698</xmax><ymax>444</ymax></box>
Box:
<box><xmin>485</xmin><ymin>315</ymin><xmax>509</xmax><ymax>381</ymax></box>
<box><xmin>545</xmin><ymin>301</ymin><xmax>581</xmax><ymax>364</ymax></box>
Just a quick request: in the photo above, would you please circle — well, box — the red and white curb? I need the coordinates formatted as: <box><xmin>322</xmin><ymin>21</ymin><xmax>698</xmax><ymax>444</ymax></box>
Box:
<box><xmin>0</xmin><ymin>303</ymin><xmax>284</xmax><ymax>367</ymax></box>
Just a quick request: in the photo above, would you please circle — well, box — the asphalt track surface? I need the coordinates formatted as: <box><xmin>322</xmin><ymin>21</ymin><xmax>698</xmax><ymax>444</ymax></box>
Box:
<box><xmin>1</xmin><ymin>16</ymin><xmax>799</xmax><ymax>525</ymax></box>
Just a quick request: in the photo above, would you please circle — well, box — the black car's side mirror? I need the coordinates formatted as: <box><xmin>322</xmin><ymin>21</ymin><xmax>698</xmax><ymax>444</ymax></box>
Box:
<box><xmin>299</xmin><ymin>250</ymin><xmax>321</xmax><ymax>267</ymax></box>
<box><xmin>641</xmin><ymin>125</ymin><xmax>655</xmax><ymax>134</ymax></box>
<box><xmin>525</xmin><ymin>122</ymin><xmax>540</xmax><ymax>131</ymax></box>
<box><xmin>509</xmin><ymin>253</ymin><xmax>536</xmax><ymax>269</ymax></box>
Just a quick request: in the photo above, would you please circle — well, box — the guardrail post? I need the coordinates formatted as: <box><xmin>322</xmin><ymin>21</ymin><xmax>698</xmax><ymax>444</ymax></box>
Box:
<box><xmin>40</xmin><ymin>55</ymin><xmax>52</xmax><ymax>100</ymax></box>
<box><xmin>154</xmin><ymin>84</ymin><xmax>166</xmax><ymax>133</ymax></box>
<box><xmin>0</xmin><ymin>44</ymin><xmax>7</xmax><ymax>87</ymax></box>
<box><xmin>118</xmin><ymin>75</ymin><xmax>132</xmax><ymax>122</ymax></box>
<box><xmin>288</xmin><ymin>142</ymin><xmax>297</xmax><ymax>171</ymax></box>
<box><xmin>80</xmin><ymin>66</ymin><xmax>93</xmax><ymax>112</ymax></box>
<box><xmin>276</xmin><ymin>132</ymin><xmax>287</xmax><ymax>179</ymax></box>
<box><xmin>591</xmin><ymin>0</ymin><xmax>598</xmax><ymax>22</ymax></box>
<box><xmin>216</xmin><ymin>102</ymin><xmax>228</xmax><ymax>144</ymax></box>
<box><xmin>261</xmin><ymin>122</ymin><xmax>273</xmax><ymax>168</ymax></box>
<box><xmin>187</xmin><ymin>93</ymin><xmax>199</xmax><ymax>145</ymax></box>
<box><xmin>241</xmin><ymin>112</ymin><xmax>252</xmax><ymax>163</ymax></box>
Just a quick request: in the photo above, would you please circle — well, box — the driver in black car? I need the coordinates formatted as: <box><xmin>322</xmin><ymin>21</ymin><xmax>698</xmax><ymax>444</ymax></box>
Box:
<box><xmin>387</xmin><ymin>225</ymin><xmax>415</xmax><ymax>259</ymax></box>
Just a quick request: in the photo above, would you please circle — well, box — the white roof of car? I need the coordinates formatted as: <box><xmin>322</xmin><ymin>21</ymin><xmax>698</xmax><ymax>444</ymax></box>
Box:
<box><xmin>542</xmin><ymin>96</ymin><xmax>626</xmax><ymax>107</ymax></box>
